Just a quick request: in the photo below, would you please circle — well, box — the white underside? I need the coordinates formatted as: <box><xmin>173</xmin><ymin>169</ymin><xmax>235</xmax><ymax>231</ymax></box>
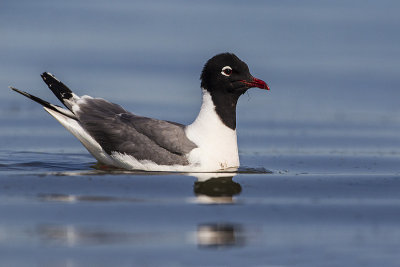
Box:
<box><xmin>44</xmin><ymin>90</ymin><xmax>240</xmax><ymax>172</ymax></box>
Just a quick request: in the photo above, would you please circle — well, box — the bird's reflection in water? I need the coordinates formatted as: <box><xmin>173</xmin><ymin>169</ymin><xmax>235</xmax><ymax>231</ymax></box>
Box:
<box><xmin>190</xmin><ymin>173</ymin><xmax>245</xmax><ymax>248</ymax></box>
<box><xmin>36</xmin><ymin>172</ymin><xmax>246</xmax><ymax>248</ymax></box>
<box><xmin>196</xmin><ymin>223</ymin><xmax>244</xmax><ymax>248</ymax></box>
<box><xmin>190</xmin><ymin>172</ymin><xmax>242</xmax><ymax>204</ymax></box>
<box><xmin>35</xmin><ymin>223</ymin><xmax>245</xmax><ymax>248</ymax></box>
<box><xmin>38</xmin><ymin>172</ymin><xmax>243</xmax><ymax>205</ymax></box>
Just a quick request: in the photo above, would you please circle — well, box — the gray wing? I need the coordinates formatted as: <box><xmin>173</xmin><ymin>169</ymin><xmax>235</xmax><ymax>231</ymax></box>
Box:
<box><xmin>75</xmin><ymin>98</ymin><xmax>197</xmax><ymax>165</ymax></box>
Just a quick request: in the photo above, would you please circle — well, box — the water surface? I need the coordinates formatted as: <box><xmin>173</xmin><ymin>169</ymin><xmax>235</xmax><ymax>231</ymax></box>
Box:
<box><xmin>1</xmin><ymin>0</ymin><xmax>400</xmax><ymax>266</ymax></box>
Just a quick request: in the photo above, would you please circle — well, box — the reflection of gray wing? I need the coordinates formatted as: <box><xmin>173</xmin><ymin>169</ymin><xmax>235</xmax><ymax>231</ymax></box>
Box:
<box><xmin>75</xmin><ymin>98</ymin><xmax>197</xmax><ymax>165</ymax></box>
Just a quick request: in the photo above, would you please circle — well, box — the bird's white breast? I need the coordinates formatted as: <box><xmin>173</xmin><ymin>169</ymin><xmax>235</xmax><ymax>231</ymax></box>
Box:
<box><xmin>185</xmin><ymin>90</ymin><xmax>240</xmax><ymax>171</ymax></box>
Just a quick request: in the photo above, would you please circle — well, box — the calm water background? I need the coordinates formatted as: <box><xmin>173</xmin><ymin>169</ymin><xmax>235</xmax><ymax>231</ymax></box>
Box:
<box><xmin>1</xmin><ymin>0</ymin><xmax>400</xmax><ymax>266</ymax></box>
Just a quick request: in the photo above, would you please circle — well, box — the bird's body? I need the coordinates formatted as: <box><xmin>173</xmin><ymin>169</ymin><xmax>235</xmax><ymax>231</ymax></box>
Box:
<box><xmin>11</xmin><ymin>53</ymin><xmax>269</xmax><ymax>172</ymax></box>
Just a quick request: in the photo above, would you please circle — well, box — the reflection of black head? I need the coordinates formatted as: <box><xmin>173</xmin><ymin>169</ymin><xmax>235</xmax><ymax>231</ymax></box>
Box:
<box><xmin>194</xmin><ymin>177</ymin><xmax>242</xmax><ymax>197</ymax></box>
<box><xmin>197</xmin><ymin>223</ymin><xmax>244</xmax><ymax>248</ymax></box>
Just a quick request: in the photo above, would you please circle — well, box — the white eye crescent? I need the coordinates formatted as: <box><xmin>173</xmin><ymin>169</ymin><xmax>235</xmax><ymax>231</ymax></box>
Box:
<box><xmin>221</xmin><ymin>66</ymin><xmax>232</xmax><ymax>77</ymax></box>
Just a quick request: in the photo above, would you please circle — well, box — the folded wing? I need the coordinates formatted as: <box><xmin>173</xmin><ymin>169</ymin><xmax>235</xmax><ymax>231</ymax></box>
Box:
<box><xmin>11</xmin><ymin>72</ymin><xmax>197</xmax><ymax>167</ymax></box>
<box><xmin>73</xmin><ymin>97</ymin><xmax>197</xmax><ymax>165</ymax></box>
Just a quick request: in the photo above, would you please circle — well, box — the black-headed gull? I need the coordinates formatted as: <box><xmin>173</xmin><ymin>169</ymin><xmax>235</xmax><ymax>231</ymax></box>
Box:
<box><xmin>11</xmin><ymin>53</ymin><xmax>269</xmax><ymax>172</ymax></box>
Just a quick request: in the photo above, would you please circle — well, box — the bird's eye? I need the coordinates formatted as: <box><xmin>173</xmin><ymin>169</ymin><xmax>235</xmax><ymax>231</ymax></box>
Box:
<box><xmin>221</xmin><ymin>66</ymin><xmax>232</xmax><ymax>77</ymax></box>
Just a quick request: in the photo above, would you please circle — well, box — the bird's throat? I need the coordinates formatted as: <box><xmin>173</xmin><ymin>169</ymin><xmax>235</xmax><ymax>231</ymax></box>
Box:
<box><xmin>209</xmin><ymin>90</ymin><xmax>240</xmax><ymax>130</ymax></box>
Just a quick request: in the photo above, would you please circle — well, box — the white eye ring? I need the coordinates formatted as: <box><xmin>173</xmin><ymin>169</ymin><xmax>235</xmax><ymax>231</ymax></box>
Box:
<box><xmin>221</xmin><ymin>66</ymin><xmax>232</xmax><ymax>77</ymax></box>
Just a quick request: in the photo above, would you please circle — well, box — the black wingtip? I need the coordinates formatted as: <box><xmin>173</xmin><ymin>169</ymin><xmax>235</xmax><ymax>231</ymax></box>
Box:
<box><xmin>40</xmin><ymin>72</ymin><xmax>73</xmax><ymax>108</ymax></box>
<box><xmin>11</xmin><ymin>86</ymin><xmax>50</xmax><ymax>106</ymax></box>
<box><xmin>10</xmin><ymin>86</ymin><xmax>77</xmax><ymax>120</ymax></box>
<box><xmin>10</xmin><ymin>86</ymin><xmax>30</xmax><ymax>97</ymax></box>
<box><xmin>41</xmin><ymin>72</ymin><xmax>62</xmax><ymax>84</ymax></box>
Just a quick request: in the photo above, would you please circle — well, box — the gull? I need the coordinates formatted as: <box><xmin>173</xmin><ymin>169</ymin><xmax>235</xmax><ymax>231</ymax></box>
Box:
<box><xmin>11</xmin><ymin>53</ymin><xmax>269</xmax><ymax>172</ymax></box>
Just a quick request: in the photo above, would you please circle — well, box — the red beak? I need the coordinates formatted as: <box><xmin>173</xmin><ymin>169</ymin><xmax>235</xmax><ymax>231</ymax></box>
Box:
<box><xmin>241</xmin><ymin>77</ymin><xmax>270</xmax><ymax>90</ymax></box>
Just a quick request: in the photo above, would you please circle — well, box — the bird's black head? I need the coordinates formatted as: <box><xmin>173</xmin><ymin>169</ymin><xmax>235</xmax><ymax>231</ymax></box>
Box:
<box><xmin>200</xmin><ymin>53</ymin><xmax>269</xmax><ymax>95</ymax></box>
<box><xmin>200</xmin><ymin>53</ymin><xmax>269</xmax><ymax>130</ymax></box>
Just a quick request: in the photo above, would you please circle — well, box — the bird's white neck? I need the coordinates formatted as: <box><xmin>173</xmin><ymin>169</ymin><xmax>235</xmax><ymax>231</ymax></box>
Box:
<box><xmin>185</xmin><ymin>89</ymin><xmax>239</xmax><ymax>171</ymax></box>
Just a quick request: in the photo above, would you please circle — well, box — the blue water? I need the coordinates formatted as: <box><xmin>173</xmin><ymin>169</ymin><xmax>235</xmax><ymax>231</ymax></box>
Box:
<box><xmin>1</xmin><ymin>0</ymin><xmax>400</xmax><ymax>266</ymax></box>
